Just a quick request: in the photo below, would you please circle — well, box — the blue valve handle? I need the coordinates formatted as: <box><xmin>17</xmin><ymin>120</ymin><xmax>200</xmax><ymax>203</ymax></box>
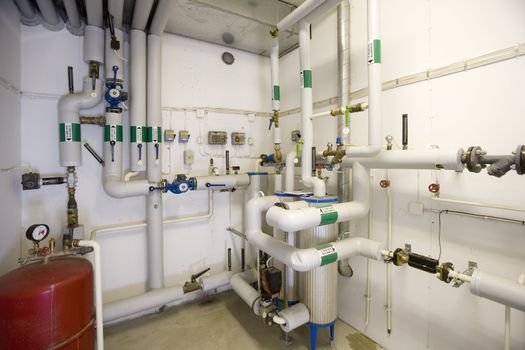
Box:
<box><xmin>137</xmin><ymin>143</ymin><xmax>142</xmax><ymax>160</ymax></box>
<box><xmin>112</xmin><ymin>65</ymin><xmax>118</xmax><ymax>84</ymax></box>
<box><xmin>110</xmin><ymin>140</ymin><xmax>116</xmax><ymax>162</ymax></box>
<box><xmin>154</xmin><ymin>143</ymin><xmax>159</xmax><ymax>160</ymax></box>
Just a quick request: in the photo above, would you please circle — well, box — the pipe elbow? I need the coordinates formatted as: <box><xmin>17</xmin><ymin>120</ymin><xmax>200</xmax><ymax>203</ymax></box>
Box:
<box><xmin>103</xmin><ymin>176</ymin><xmax>150</xmax><ymax>198</ymax></box>
<box><xmin>291</xmin><ymin>248</ymin><xmax>321</xmax><ymax>272</ymax></box>
<box><xmin>58</xmin><ymin>78</ymin><xmax>103</xmax><ymax>123</ymax></box>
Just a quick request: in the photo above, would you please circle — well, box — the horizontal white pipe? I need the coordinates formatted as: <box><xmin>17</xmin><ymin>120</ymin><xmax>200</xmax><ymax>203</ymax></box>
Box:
<box><xmin>85</xmin><ymin>0</ymin><xmax>103</xmax><ymax>27</ymax></box>
<box><xmin>63</xmin><ymin>0</ymin><xmax>82</xmax><ymax>35</ymax></box>
<box><xmin>311</xmin><ymin>109</ymin><xmax>334</xmax><ymax>119</ymax></box>
<box><xmin>200</xmin><ymin>270</ymin><xmax>237</xmax><ymax>292</ymax></box>
<box><xmin>35</xmin><ymin>0</ymin><xmax>64</xmax><ymax>31</ymax></box>
<box><xmin>277</xmin><ymin>0</ymin><xmax>326</xmax><ymax>31</ymax></box>
<box><xmin>342</xmin><ymin>149</ymin><xmax>465</xmax><ymax>171</ymax></box>
<box><xmin>195</xmin><ymin>174</ymin><xmax>250</xmax><ymax>191</ymax></box>
<box><xmin>103</xmin><ymin>176</ymin><xmax>150</xmax><ymax>198</ymax></box>
<box><xmin>149</xmin><ymin>0</ymin><xmax>173</xmax><ymax>35</ymax></box>
<box><xmin>77</xmin><ymin>240</ymin><xmax>103</xmax><ymax>350</ymax></box>
<box><xmin>132</xmin><ymin>0</ymin><xmax>155</xmax><ymax>30</ymax></box>
<box><xmin>103</xmin><ymin>285</ymin><xmax>184</xmax><ymax>323</ymax></box>
<box><xmin>230</xmin><ymin>270</ymin><xmax>260</xmax><ymax>315</ymax></box>
<box><xmin>470</xmin><ymin>270</ymin><xmax>525</xmax><ymax>312</ymax></box>
<box><xmin>302</xmin><ymin>0</ymin><xmax>342</xmax><ymax>23</ymax></box>
<box><xmin>15</xmin><ymin>0</ymin><xmax>41</xmax><ymax>26</ymax></box>
<box><xmin>108</xmin><ymin>0</ymin><xmax>124</xmax><ymax>29</ymax></box>
<box><xmin>277</xmin><ymin>302</ymin><xmax>310</xmax><ymax>332</ymax></box>
<box><xmin>431</xmin><ymin>196</ymin><xmax>525</xmax><ymax>213</ymax></box>
<box><xmin>285</xmin><ymin>151</ymin><xmax>296</xmax><ymax>192</ymax></box>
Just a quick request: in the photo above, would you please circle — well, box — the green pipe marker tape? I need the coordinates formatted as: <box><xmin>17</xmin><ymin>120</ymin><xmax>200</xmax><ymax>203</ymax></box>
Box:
<box><xmin>302</xmin><ymin>70</ymin><xmax>312</xmax><ymax>88</ymax></box>
<box><xmin>367</xmin><ymin>39</ymin><xmax>381</xmax><ymax>64</ymax></box>
<box><xmin>104</xmin><ymin>124</ymin><xmax>123</xmax><ymax>142</ymax></box>
<box><xmin>130</xmin><ymin>126</ymin><xmax>147</xmax><ymax>143</ymax></box>
<box><xmin>59</xmin><ymin>123</ymin><xmax>81</xmax><ymax>142</ymax></box>
<box><xmin>146</xmin><ymin>126</ymin><xmax>162</xmax><ymax>143</ymax></box>
<box><xmin>316</xmin><ymin>244</ymin><xmax>338</xmax><ymax>266</ymax></box>
<box><xmin>273</xmin><ymin>85</ymin><xmax>280</xmax><ymax>101</ymax></box>
<box><xmin>319</xmin><ymin>205</ymin><xmax>338</xmax><ymax>225</ymax></box>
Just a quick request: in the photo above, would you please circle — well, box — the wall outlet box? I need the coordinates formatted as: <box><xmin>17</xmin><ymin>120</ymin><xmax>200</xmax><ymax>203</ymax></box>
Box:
<box><xmin>208</xmin><ymin>131</ymin><xmax>227</xmax><ymax>145</ymax></box>
<box><xmin>179</xmin><ymin>130</ymin><xmax>190</xmax><ymax>143</ymax></box>
<box><xmin>231</xmin><ymin>132</ymin><xmax>246</xmax><ymax>145</ymax></box>
<box><xmin>184</xmin><ymin>150</ymin><xmax>194</xmax><ymax>165</ymax></box>
<box><xmin>408</xmin><ymin>201</ymin><xmax>424</xmax><ymax>216</ymax></box>
<box><xmin>164</xmin><ymin>129</ymin><xmax>176</xmax><ymax>143</ymax></box>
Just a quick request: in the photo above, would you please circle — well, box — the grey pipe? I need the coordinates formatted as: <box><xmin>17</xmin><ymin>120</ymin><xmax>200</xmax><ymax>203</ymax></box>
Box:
<box><xmin>132</xmin><ymin>0</ymin><xmax>155</xmax><ymax>30</ymax></box>
<box><xmin>85</xmin><ymin>0</ymin><xmax>103</xmax><ymax>27</ymax></box>
<box><xmin>149</xmin><ymin>0</ymin><xmax>174</xmax><ymax>36</ymax></box>
<box><xmin>14</xmin><ymin>0</ymin><xmax>41</xmax><ymax>26</ymax></box>
<box><xmin>63</xmin><ymin>0</ymin><xmax>83</xmax><ymax>35</ymax></box>
<box><xmin>35</xmin><ymin>0</ymin><xmax>64</xmax><ymax>31</ymax></box>
<box><xmin>108</xmin><ymin>0</ymin><xmax>124</xmax><ymax>29</ymax></box>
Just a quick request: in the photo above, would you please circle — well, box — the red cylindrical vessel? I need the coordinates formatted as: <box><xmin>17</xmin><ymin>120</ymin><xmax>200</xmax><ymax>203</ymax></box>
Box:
<box><xmin>0</xmin><ymin>257</ymin><xmax>94</xmax><ymax>350</ymax></box>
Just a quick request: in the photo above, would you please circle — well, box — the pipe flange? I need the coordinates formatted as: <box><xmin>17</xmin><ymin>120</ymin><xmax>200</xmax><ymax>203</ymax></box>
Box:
<box><xmin>515</xmin><ymin>145</ymin><xmax>525</xmax><ymax>175</ymax></box>
<box><xmin>439</xmin><ymin>262</ymin><xmax>454</xmax><ymax>283</ymax></box>
<box><xmin>465</xmin><ymin>146</ymin><xmax>483</xmax><ymax>173</ymax></box>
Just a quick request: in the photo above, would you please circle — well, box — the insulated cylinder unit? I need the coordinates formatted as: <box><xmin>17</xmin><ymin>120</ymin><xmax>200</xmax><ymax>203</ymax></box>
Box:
<box><xmin>0</xmin><ymin>258</ymin><xmax>94</xmax><ymax>349</ymax></box>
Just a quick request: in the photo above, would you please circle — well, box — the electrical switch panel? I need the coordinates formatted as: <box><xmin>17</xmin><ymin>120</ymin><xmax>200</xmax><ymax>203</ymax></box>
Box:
<box><xmin>164</xmin><ymin>129</ymin><xmax>176</xmax><ymax>143</ymax></box>
<box><xmin>291</xmin><ymin>130</ymin><xmax>301</xmax><ymax>141</ymax></box>
<box><xmin>179</xmin><ymin>130</ymin><xmax>190</xmax><ymax>143</ymax></box>
<box><xmin>207</xmin><ymin>131</ymin><xmax>227</xmax><ymax>145</ymax></box>
<box><xmin>184</xmin><ymin>150</ymin><xmax>194</xmax><ymax>165</ymax></box>
<box><xmin>231</xmin><ymin>132</ymin><xmax>246</xmax><ymax>145</ymax></box>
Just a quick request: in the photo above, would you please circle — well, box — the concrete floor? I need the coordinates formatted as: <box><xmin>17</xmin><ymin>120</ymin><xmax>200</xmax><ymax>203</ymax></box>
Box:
<box><xmin>105</xmin><ymin>291</ymin><xmax>383</xmax><ymax>350</ymax></box>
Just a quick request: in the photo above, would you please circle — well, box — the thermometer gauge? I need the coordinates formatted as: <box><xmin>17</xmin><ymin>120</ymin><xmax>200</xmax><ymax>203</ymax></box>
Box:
<box><xmin>26</xmin><ymin>224</ymin><xmax>50</xmax><ymax>242</ymax></box>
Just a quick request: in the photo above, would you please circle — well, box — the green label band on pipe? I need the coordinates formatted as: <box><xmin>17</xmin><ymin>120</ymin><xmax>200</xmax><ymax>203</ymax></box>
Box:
<box><xmin>59</xmin><ymin>123</ymin><xmax>81</xmax><ymax>142</ymax></box>
<box><xmin>316</xmin><ymin>244</ymin><xmax>338</xmax><ymax>266</ymax></box>
<box><xmin>319</xmin><ymin>205</ymin><xmax>338</xmax><ymax>225</ymax></box>
<box><xmin>367</xmin><ymin>39</ymin><xmax>381</xmax><ymax>64</ymax></box>
<box><xmin>302</xmin><ymin>70</ymin><xmax>312</xmax><ymax>88</ymax></box>
<box><xmin>104</xmin><ymin>124</ymin><xmax>123</xmax><ymax>142</ymax></box>
<box><xmin>146</xmin><ymin>126</ymin><xmax>162</xmax><ymax>143</ymax></box>
<box><xmin>130</xmin><ymin>126</ymin><xmax>147</xmax><ymax>143</ymax></box>
<box><xmin>273</xmin><ymin>85</ymin><xmax>280</xmax><ymax>101</ymax></box>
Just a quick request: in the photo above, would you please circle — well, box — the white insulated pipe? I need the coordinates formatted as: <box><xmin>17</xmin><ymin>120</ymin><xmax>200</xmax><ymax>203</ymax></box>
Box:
<box><xmin>130</xmin><ymin>29</ymin><xmax>147</xmax><ymax>172</ymax></box>
<box><xmin>84</xmin><ymin>25</ymin><xmax>105</xmax><ymax>64</ymax></box>
<box><xmin>63</xmin><ymin>0</ymin><xmax>83</xmax><ymax>35</ymax></box>
<box><xmin>132</xmin><ymin>0</ymin><xmax>155</xmax><ymax>30</ymax></box>
<box><xmin>470</xmin><ymin>270</ymin><xmax>525</xmax><ymax>312</ymax></box>
<box><xmin>302</xmin><ymin>0</ymin><xmax>343</xmax><ymax>24</ymax></box>
<box><xmin>77</xmin><ymin>240</ymin><xmax>103</xmax><ymax>350</ymax></box>
<box><xmin>194</xmin><ymin>174</ymin><xmax>250</xmax><ymax>191</ymax></box>
<box><xmin>345</xmin><ymin>0</ymin><xmax>382</xmax><ymax>158</ymax></box>
<box><xmin>58</xmin><ymin>78</ymin><xmax>103</xmax><ymax>167</ymax></box>
<box><xmin>274</xmin><ymin>174</ymin><xmax>283</xmax><ymax>193</ymax></box>
<box><xmin>285</xmin><ymin>151</ymin><xmax>297</xmax><ymax>192</ymax></box>
<box><xmin>277</xmin><ymin>302</ymin><xmax>310</xmax><ymax>332</ymax></box>
<box><xmin>342</xmin><ymin>149</ymin><xmax>465</xmax><ymax>171</ymax></box>
<box><xmin>15</xmin><ymin>0</ymin><xmax>41</xmax><ymax>26</ymax></box>
<box><xmin>103</xmin><ymin>285</ymin><xmax>184</xmax><ymax>323</ymax></box>
<box><xmin>200</xmin><ymin>270</ymin><xmax>237</xmax><ymax>292</ymax></box>
<box><xmin>85</xmin><ymin>0</ymin><xmax>103</xmax><ymax>27</ymax></box>
<box><xmin>230</xmin><ymin>270</ymin><xmax>261</xmax><ymax>315</ymax></box>
<box><xmin>105</xmin><ymin>28</ymin><xmax>125</xmax><ymax>82</ymax></box>
<box><xmin>277</xmin><ymin>0</ymin><xmax>326</xmax><ymax>31</ymax></box>
<box><xmin>299</xmin><ymin>21</ymin><xmax>325</xmax><ymax>197</ymax></box>
<box><xmin>103</xmin><ymin>177</ymin><xmax>150</xmax><ymax>198</ymax></box>
<box><xmin>34</xmin><ymin>0</ymin><xmax>64</xmax><ymax>31</ymax></box>
<box><xmin>108</xmin><ymin>0</ymin><xmax>124</xmax><ymax>29</ymax></box>
<box><xmin>270</xmin><ymin>36</ymin><xmax>280</xmax><ymax>112</ymax></box>
<box><xmin>149</xmin><ymin>0</ymin><xmax>174</xmax><ymax>36</ymax></box>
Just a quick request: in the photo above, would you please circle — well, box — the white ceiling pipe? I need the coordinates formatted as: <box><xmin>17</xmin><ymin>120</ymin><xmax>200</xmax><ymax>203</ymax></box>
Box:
<box><xmin>63</xmin><ymin>0</ymin><xmax>83</xmax><ymax>35</ymax></box>
<box><xmin>230</xmin><ymin>270</ymin><xmax>261</xmax><ymax>316</ymax></box>
<box><xmin>149</xmin><ymin>0</ymin><xmax>174</xmax><ymax>36</ymax></box>
<box><xmin>277</xmin><ymin>0</ymin><xmax>326</xmax><ymax>31</ymax></box>
<box><xmin>302</xmin><ymin>0</ymin><xmax>342</xmax><ymax>23</ymax></box>
<box><xmin>34</xmin><ymin>0</ymin><xmax>64</xmax><ymax>31</ymax></box>
<box><xmin>77</xmin><ymin>240</ymin><xmax>104</xmax><ymax>350</ymax></box>
<box><xmin>85</xmin><ymin>0</ymin><xmax>103</xmax><ymax>27</ymax></box>
<box><xmin>470</xmin><ymin>270</ymin><xmax>525</xmax><ymax>312</ymax></box>
<box><xmin>345</xmin><ymin>0</ymin><xmax>382</xmax><ymax>158</ymax></box>
<box><xmin>270</xmin><ymin>36</ymin><xmax>280</xmax><ymax>112</ymax></box>
<box><xmin>103</xmin><ymin>285</ymin><xmax>184</xmax><ymax>323</ymax></box>
<box><xmin>14</xmin><ymin>0</ymin><xmax>41</xmax><ymax>26</ymax></box>
<box><xmin>108</xmin><ymin>0</ymin><xmax>124</xmax><ymax>29</ymax></box>
<box><xmin>130</xmin><ymin>29</ymin><xmax>147</xmax><ymax>172</ymax></box>
<box><xmin>285</xmin><ymin>151</ymin><xmax>296</xmax><ymax>192</ymax></box>
<box><xmin>341</xmin><ymin>149</ymin><xmax>465</xmax><ymax>171</ymax></box>
<box><xmin>299</xmin><ymin>21</ymin><xmax>326</xmax><ymax>197</ymax></box>
<box><xmin>58</xmin><ymin>78</ymin><xmax>103</xmax><ymax>167</ymax></box>
<box><xmin>132</xmin><ymin>0</ymin><xmax>155</xmax><ymax>30</ymax></box>
<box><xmin>194</xmin><ymin>174</ymin><xmax>250</xmax><ymax>191</ymax></box>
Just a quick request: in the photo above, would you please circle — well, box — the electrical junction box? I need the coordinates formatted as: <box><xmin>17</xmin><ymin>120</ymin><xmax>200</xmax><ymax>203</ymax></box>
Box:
<box><xmin>291</xmin><ymin>130</ymin><xmax>301</xmax><ymax>141</ymax></box>
<box><xmin>207</xmin><ymin>131</ymin><xmax>227</xmax><ymax>145</ymax></box>
<box><xmin>164</xmin><ymin>129</ymin><xmax>176</xmax><ymax>143</ymax></box>
<box><xmin>184</xmin><ymin>150</ymin><xmax>194</xmax><ymax>165</ymax></box>
<box><xmin>179</xmin><ymin>130</ymin><xmax>190</xmax><ymax>143</ymax></box>
<box><xmin>231</xmin><ymin>132</ymin><xmax>246</xmax><ymax>145</ymax></box>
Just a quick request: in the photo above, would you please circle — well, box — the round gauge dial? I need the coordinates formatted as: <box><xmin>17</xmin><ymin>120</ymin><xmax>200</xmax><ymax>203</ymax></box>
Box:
<box><xmin>26</xmin><ymin>224</ymin><xmax>50</xmax><ymax>242</ymax></box>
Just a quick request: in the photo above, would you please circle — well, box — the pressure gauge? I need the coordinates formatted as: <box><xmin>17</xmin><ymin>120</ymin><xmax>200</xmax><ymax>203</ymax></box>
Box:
<box><xmin>26</xmin><ymin>224</ymin><xmax>50</xmax><ymax>242</ymax></box>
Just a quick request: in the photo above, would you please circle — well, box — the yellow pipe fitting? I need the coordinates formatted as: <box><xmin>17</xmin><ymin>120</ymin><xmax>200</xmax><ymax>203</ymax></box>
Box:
<box><xmin>269</xmin><ymin>28</ymin><xmax>279</xmax><ymax>38</ymax></box>
<box><xmin>274</xmin><ymin>144</ymin><xmax>283</xmax><ymax>163</ymax></box>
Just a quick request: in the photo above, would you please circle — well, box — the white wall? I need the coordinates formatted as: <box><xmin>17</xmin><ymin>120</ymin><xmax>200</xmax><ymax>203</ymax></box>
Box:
<box><xmin>279</xmin><ymin>1</ymin><xmax>525</xmax><ymax>349</ymax></box>
<box><xmin>20</xmin><ymin>27</ymin><xmax>272</xmax><ymax>302</ymax></box>
<box><xmin>0</xmin><ymin>1</ymin><xmax>22</xmax><ymax>275</ymax></box>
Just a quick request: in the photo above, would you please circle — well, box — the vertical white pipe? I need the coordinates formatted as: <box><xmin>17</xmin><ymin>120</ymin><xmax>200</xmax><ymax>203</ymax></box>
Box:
<box><xmin>108</xmin><ymin>0</ymin><xmax>124</xmax><ymax>29</ymax></box>
<box><xmin>34</xmin><ymin>0</ymin><xmax>64</xmax><ymax>31</ymax></box>
<box><xmin>149</xmin><ymin>0</ymin><xmax>173</xmax><ymax>36</ymax></box>
<box><xmin>132</xmin><ymin>0</ymin><xmax>155</xmax><ymax>30</ymax></box>
<box><xmin>386</xmin><ymin>173</ymin><xmax>392</xmax><ymax>334</ymax></box>
<box><xmin>270</xmin><ymin>37</ymin><xmax>280</xmax><ymax>112</ymax></box>
<box><xmin>85</xmin><ymin>0</ymin><xmax>103</xmax><ymax>27</ymax></box>
<box><xmin>504</xmin><ymin>306</ymin><xmax>510</xmax><ymax>350</ymax></box>
<box><xmin>364</xmin><ymin>174</ymin><xmax>373</xmax><ymax>326</ymax></box>
<box><xmin>15</xmin><ymin>0</ymin><xmax>41</xmax><ymax>26</ymax></box>
<box><xmin>105</xmin><ymin>29</ymin><xmax>124</xmax><ymax>82</ymax></box>
<box><xmin>285</xmin><ymin>151</ymin><xmax>296</xmax><ymax>192</ymax></box>
<box><xmin>63</xmin><ymin>0</ymin><xmax>82</xmax><ymax>35</ymax></box>
<box><xmin>130</xmin><ymin>29</ymin><xmax>147</xmax><ymax>172</ymax></box>
<box><xmin>78</xmin><ymin>240</ymin><xmax>103</xmax><ymax>350</ymax></box>
<box><xmin>274</xmin><ymin>174</ymin><xmax>283</xmax><ymax>193</ymax></box>
<box><xmin>299</xmin><ymin>20</ymin><xmax>325</xmax><ymax>197</ymax></box>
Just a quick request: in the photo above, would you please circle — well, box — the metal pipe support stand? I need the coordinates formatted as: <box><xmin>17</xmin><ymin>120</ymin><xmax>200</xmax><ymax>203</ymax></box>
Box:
<box><xmin>308</xmin><ymin>321</ymin><xmax>335</xmax><ymax>350</ymax></box>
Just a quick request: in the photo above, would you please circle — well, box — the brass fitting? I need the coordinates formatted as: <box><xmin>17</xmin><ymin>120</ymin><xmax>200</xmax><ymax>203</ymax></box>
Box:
<box><xmin>392</xmin><ymin>248</ymin><xmax>409</xmax><ymax>266</ymax></box>
<box><xmin>49</xmin><ymin>238</ymin><xmax>56</xmax><ymax>254</ymax></box>
<box><xmin>323</xmin><ymin>142</ymin><xmax>346</xmax><ymax>165</ymax></box>
<box><xmin>274</xmin><ymin>144</ymin><xmax>283</xmax><ymax>163</ymax></box>
<box><xmin>273</xmin><ymin>110</ymin><xmax>279</xmax><ymax>128</ymax></box>
<box><xmin>80</xmin><ymin>115</ymin><xmax>106</xmax><ymax>126</ymax></box>
<box><xmin>269</xmin><ymin>28</ymin><xmax>279</xmax><ymax>38</ymax></box>
<box><xmin>330</xmin><ymin>107</ymin><xmax>343</xmax><ymax>116</ymax></box>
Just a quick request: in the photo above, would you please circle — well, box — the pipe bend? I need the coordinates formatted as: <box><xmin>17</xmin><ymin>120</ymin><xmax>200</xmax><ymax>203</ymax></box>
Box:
<box><xmin>266</xmin><ymin>206</ymin><xmax>321</xmax><ymax>232</ymax></box>
<box><xmin>58</xmin><ymin>79</ymin><xmax>103</xmax><ymax>123</ymax></box>
<box><xmin>103</xmin><ymin>176</ymin><xmax>150</xmax><ymax>198</ymax></box>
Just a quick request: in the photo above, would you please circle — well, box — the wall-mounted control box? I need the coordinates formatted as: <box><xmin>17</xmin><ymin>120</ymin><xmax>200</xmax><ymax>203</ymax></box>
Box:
<box><xmin>208</xmin><ymin>131</ymin><xmax>227</xmax><ymax>145</ymax></box>
<box><xmin>231</xmin><ymin>132</ymin><xmax>246</xmax><ymax>145</ymax></box>
<box><xmin>179</xmin><ymin>130</ymin><xmax>190</xmax><ymax>143</ymax></box>
<box><xmin>164</xmin><ymin>129</ymin><xmax>176</xmax><ymax>143</ymax></box>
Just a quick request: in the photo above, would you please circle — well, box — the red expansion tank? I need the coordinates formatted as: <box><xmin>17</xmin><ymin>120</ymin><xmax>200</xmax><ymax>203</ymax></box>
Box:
<box><xmin>0</xmin><ymin>257</ymin><xmax>94</xmax><ymax>349</ymax></box>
